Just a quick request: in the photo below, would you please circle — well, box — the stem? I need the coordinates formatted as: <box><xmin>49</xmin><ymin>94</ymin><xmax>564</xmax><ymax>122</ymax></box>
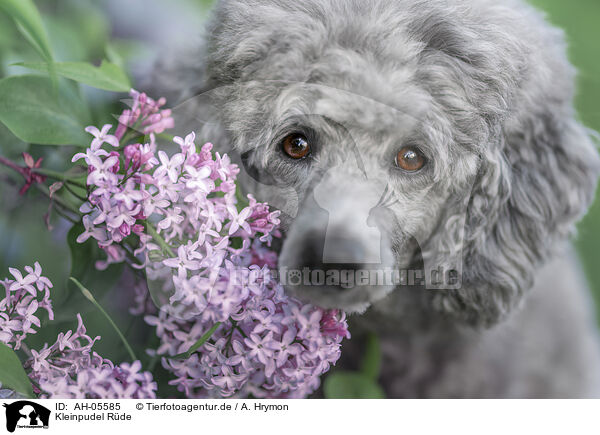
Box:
<box><xmin>0</xmin><ymin>156</ymin><xmax>26</xmax><ymax>175</ymax></box>
<box><xmin>156</xmin><ymin>132</ymin><xmax>175</xmax><ymax>142</ymax></box>
<box><xmin>52</xmin><ymin>206</ymin><xmax>78</xmax><ymax>224</ymax></box>
<box><xmin>224</xmin><ymin>319</ymin><xmax>246</xmax><ymax>352</ymax></box>
<box><xmin>69</xmin><ymin>277</ymin><xmax>138</xmax><ymax>362</ymax></box>
<box><xmin>118</xmin><ymin>170</ymin><xmax>137</xmax><ymax>186</ymax></box>
<box><xmin>32</xmin><ymin>168</ymin><xmax>86</xmax><ymax>189</ymax></box>
<box><xmin>62</xmin><ymin>182</ymin><xmax>88</xmax><ymax>202</ymax></box>
<box><xmin>0</xmin><ymin>155</ymin><xmax>83</xmax><ymax>216</ymax></box>
<box><xmin>7</xmin><ymin>293</ymin><xmax>24</xmax><ymax>317</ymax></box>
<box><xmin>235</xmin><ymin>185</ymin><xmax>250</xmax><ymax>208</ymax></box>
<box><xmin>234</xmin><ymin>323</ymin><xmax>248</xmax><ymax>339</ymax></box>
<box><xmin>119</xmin><ymin>130</ymin><xmax>137</xmax><ymax>146</ymax></box>
<box><xmin>35</xmin><ymin>183</ymin><xmax>81</xmax><ymax>215</ymax></box>
<box><xmin>145</xmin><ymin>222</ymin><xmax>175</xmax><ymax>257</ymax></box>
<box><xmin>0</xmin><ymin>156</ymin><xmax>87</xmax><ymax>190</ymax></box>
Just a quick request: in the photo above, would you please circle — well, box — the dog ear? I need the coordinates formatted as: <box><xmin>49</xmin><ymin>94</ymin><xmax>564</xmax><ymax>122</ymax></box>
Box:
<box><xmin>418</xmin><ymin>4</ymin><xmax>600</xmax><ymax>327</ymax></box>
<box><xmin>430</xmin><ymin>119</ymin><xmax>599</xmax><ymax>327</ymax></box>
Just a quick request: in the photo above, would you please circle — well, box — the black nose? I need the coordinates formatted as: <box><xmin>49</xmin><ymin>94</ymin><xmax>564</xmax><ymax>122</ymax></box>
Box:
<box><xmin>298</xmin><ymin>233</ymin><xmax>363</xmax><ymax>272</ymax></box>
<box><xmin>298</xmin><ymin>236</ymin><xmax>324</xmax><ymax>269</ymax></box>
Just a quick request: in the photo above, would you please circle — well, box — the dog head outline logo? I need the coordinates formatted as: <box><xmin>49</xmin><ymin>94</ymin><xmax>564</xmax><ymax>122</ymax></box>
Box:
<box><xmin>3</xmin><ymin>401</ymin><xmax>50</xmax><ymax>433</ymax></box>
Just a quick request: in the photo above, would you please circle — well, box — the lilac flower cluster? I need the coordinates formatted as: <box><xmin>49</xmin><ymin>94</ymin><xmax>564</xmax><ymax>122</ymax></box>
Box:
<box><xmin>27</xmin><ymin>314</ymin><xmax>156</xmax><ymax>399</ymax></box>
<box><xmin>1</xmin><ymin>263</ymin><xmax>157</xmax><ymax>399</ymax></box>
<box><xmin>0</xmin><ymin>262</ymin><xmax>54</xmax><ymax>350</ymax></box>
<box><xmin>152</xmin><ymin>294</ymin><xmax>350</xmax><ymax>398</ymax></box>
<box><xmin>74</xmin><ymin>90</ymin><xmax>350</xmax><ymax>398</ymax></box>
<box><xmin>71</xmin><ymin>90</ymin><xmax>174</xmax><ymax>270</ymax></box>
<box><xmin>115</xmin><ymin>90</ymin><xmax>174</xmax><ymax>139</ymax></box>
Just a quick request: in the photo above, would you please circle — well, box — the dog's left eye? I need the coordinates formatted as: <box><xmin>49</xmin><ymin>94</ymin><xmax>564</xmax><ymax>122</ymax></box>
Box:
<box><xmin>395</xmin><ymin>146</ymin><xmax>426</xmax><ymax>172</ymax></box>
<box><xmin>282</xmin><ymin>133</ymin><xmax>311</xmax><ymax>159</ymax></box>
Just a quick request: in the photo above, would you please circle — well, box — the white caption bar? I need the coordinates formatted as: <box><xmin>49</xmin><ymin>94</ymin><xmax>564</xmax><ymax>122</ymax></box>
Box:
<box><xmin>1</xmin><ymin>399</ymin><xmax>597</xmax><ymax>435</ymax></box>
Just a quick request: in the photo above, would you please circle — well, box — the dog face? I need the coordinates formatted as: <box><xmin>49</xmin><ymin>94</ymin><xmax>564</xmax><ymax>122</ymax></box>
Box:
<box><xmin>180</xmin><ymin>0</ymin><xmax>600</xmax><ymax>325</ymax></box>
<box><xmin>227</xmin><ymin>81</ymin><xmax>480</xmax><ymax>312</ymax></box>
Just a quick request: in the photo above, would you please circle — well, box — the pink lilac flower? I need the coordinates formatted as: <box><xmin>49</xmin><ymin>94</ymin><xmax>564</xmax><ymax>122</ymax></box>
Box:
<box><xmin>1</xmin><ymin>262</ymin><xmax>156</xmax><ymax>399</ymax></box>
<box><xmin>76</xmin><ymin>215</ymin><xmax>107</xmax><ymax>243</ymax></box>
<box><xmin>69</xmin><ymin>93</ymin><xmax>175</xmax><ymax>267</ymax></box>
<box><xmin>174</xmin><ymin>132</ymin><xmax>197</xmax><ymax>156</ymax></box>
<box><xmin>163</xmin><ymin>242</ymin><xmax>202</xmax><ymax>278</ymax></box>
<box><xmin>147</xmin><ymin>273</ymin><xmax>349</xmax><ymax>398</ymax></box>
<box><xmin>155</xmin><ymin>151</ymin><xmax>185</xmax><ymax>184</ymax></box>
<box><xmin>85</xmin><ymin>124</ymin><xmax>119</xmax><ymax>150</ymax></box>
<box><xmin>0</xmin><ymin>263</ymin><xmax>54</xmax><ymax>350</ymax></box>
<box><xmin>115</xmin><ymin>90</ymin><xmax>174</xmax><ymax>139</ymax></box>
<box><xmin>74</xmin><ymin>90</ymin><xmax>350</xmax><ymax>398</ymax></box>
<box><xmin>26</xmin><ymin>314</ymin><xmax>156</xmax><ymax>399</ymax></box>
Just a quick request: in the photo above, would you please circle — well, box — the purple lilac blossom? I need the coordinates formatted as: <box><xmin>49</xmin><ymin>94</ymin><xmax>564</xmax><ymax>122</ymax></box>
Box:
<box><xmin>74</xmin><ymin>89</ymin><xmax>350</xmax><ymax>398</ymax></box>
<box><xmin>0</xmin><ymin>262</ymin><xmax>54</xmax><ymax>350</ymax></box>
<box><xmin>26</xmin><ymin>314</ymin><xmax>156</xmax><ymax>399</ymax></box>
<box><xmin>0</xmin><ymin>263</ymin><xmax>156</xmax><ymax>398</ymax></box>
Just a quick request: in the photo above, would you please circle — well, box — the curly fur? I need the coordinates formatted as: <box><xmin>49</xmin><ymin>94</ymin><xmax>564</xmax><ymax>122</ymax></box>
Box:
<box><xmin>150</xmin><ymin>0</ymin><xmax>600</xmax><ymax>397</ymax></box>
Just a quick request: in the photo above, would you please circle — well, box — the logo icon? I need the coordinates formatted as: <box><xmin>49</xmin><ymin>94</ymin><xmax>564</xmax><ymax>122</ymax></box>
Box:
<box><xmin>3</xmin><ymin>401</ymin><xmax>50</xmax><ymax>433</ymax></box>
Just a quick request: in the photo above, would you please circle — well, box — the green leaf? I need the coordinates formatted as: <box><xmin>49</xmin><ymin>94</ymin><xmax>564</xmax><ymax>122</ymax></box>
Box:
<box><xmin>171</xmin><ymin>322</ymin><xmax>222</xmax><ymax>360</ymax></box>
<box><xmin>59</xmin><ymin>222</ymin><xmax>123</xmax><ymax>319</ymax></box>
<box><xmin>45</xmin><ymin>9</ymin><xmax>109</xmax><ymax>62</ymax></box>
<box><xmin>0</xmin><ymin>75</ymin><xmax>90</xmax><ymax>146</ymax></box>
<box><xmin>66</xmin><ymin>223</ymin><xmax>125</xmax><ymax>287</ymax></box>
<box><xmin>0</xmin><ymin>0</ymin><xmax>54</xmax><ymax>62</ymax></box>
<box><xmin>323</xmin><ymin>371</ymin><xmax>385</xmax><ymax>399</ymax></box>
<box><xmin>105</xmin><ymin>43</ymin><xmax>125</xmax><ymax>71</ymax></box>
<box><xmin>67</xmin><ymin>221</ymin><xmax>97</xmax><ymax>284</ymax></box>
<box><xmin>69</xmin><ymin>277</ymin><xmax>138</xmax><ymax>362</ymax></box>
<box><xmin>0</xmin><ymin>342</ymin><xmax>34</xmax><ymax>398</ymax></box>
<box><xmin>14</xmin><ymin>60</ymin><xmax>131</xmax><ymax>92</ymax></box>
<box><xmin>360</xmin><ymin>333</ymin><xmax>381</xmax><ymax>380</ymax></box>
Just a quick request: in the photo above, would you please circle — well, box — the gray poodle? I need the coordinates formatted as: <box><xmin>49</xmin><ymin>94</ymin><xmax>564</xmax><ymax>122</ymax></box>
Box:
<box><xmin>152</xmin><ymin>0</ymin><xmax>600</xmax><ymax>397</ymax></box>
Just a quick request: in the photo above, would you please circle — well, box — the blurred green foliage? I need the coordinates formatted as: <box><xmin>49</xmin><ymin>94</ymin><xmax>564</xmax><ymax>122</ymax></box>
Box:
<box><xmin>0</xmin><ymin>0</ymin><xmax>136</xmax><ymax>369</ymax></box>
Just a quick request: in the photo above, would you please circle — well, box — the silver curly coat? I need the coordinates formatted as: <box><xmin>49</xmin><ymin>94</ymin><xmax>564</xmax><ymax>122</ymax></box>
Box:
<box><xmin>151</xmin><ymin>0</ymin><xmax>600</xmax><ymax>397</ymax></box>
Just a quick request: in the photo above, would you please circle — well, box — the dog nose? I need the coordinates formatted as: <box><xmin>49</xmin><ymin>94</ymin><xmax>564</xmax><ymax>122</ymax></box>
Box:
<box><xmin>277</xmin><ymin>171</ymin><xmax>397</xmax><ymax>310</ymax></box>
<box><xmin>297</xmin><ymin>235</ymin><xmax>323</xmax><ymax>270</ymax></box>
<box><xmin>295</xmin><ymin>232</ymin><xmax>367</xmax><ymax>281</ymax></box>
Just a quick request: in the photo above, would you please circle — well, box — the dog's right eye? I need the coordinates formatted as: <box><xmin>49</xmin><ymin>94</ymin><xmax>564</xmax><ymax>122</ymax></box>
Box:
<box><xmin>281</xmin><ymin>133</ymin><xmax>311</xmax><ymax>159</ymax></box>
<box><xmin>395</xmin><ymin>146</ymin><xmax>426</xmax><ymax>172</ymax></box>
